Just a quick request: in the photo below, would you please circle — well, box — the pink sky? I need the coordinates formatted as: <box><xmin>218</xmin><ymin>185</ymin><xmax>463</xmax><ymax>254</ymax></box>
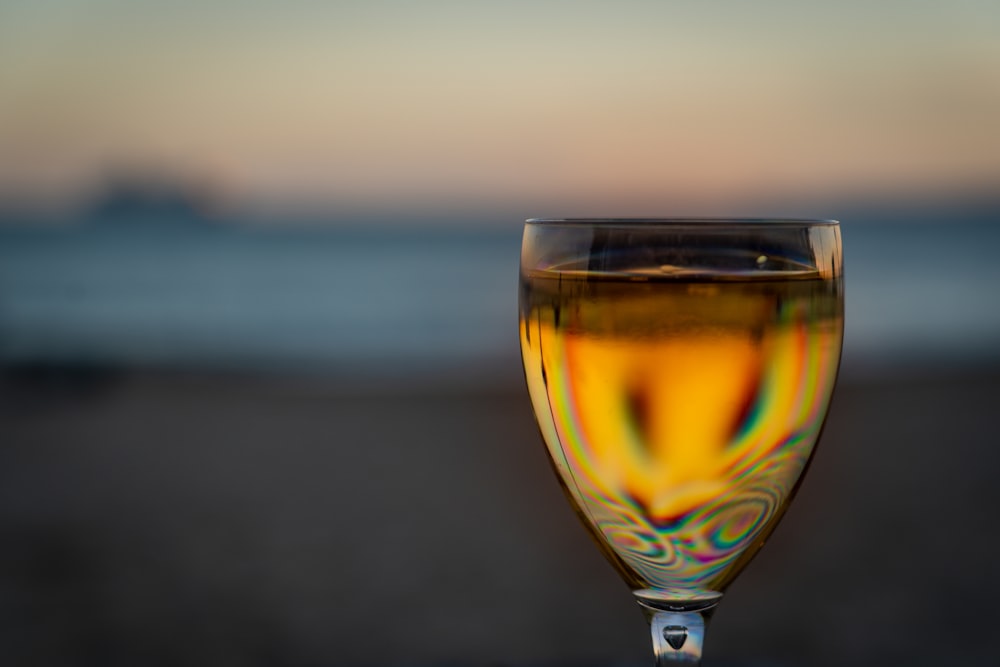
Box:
<box><xmin>1</xmin><ymin>1</ymin><xmax>998</xmax><ymax>214</ymax></box>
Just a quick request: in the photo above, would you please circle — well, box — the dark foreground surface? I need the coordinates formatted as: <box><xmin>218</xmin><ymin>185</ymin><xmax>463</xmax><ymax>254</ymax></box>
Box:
<box><xmin>1</xmin><ymin>366</ymin><xmax>998</xmax><ymax>667</ymax></box>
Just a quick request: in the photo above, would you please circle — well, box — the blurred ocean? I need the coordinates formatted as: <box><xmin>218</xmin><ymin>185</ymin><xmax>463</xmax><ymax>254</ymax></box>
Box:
<box><xmin>0</xmin><ymin>209</ymin><xmax>997</xmax><ymax>379</ymax></box>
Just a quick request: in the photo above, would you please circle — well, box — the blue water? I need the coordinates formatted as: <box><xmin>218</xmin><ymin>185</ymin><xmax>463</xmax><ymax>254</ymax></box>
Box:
<box><xmin>844</xmin><ymin>220</ymin><xmax>1000</xmax><ymax>368</ymax></box>
<box><xmin>0</xmin><ymin>215</ymin><xmax>997</xmax><ymax>377</ymax></box>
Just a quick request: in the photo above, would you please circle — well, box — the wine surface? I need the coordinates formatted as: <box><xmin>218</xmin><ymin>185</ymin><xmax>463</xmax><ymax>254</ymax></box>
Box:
<box><xmin>520</xmin><ymin>268</ymin><xmax>843</xmax><ymax>602</ymax></box>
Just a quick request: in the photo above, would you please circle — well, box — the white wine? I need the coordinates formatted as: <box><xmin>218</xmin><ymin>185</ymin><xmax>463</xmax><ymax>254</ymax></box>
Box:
<box><xmin>520</xmin><ymin>268</ymin><xmax>843</xmax><ymax>602</ymax></box>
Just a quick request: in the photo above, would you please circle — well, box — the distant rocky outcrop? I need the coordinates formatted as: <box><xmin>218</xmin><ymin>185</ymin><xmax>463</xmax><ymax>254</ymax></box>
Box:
<box><xmin>85</xmin><ymin>172</ymin><xmax>220</xmax><ymax>226</ymax></box>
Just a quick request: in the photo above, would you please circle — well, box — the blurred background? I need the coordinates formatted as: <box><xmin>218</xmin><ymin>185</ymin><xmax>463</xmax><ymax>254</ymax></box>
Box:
<box><xmin>1</xmin><ymin>1</ymin><xmax>998</xmax><ymax>666</ymax></box>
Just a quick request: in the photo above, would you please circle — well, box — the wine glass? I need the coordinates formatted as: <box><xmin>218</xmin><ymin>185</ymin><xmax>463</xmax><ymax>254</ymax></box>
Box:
<box><xmin>519</xmin><ymin>219</ymin><xmax>843</xmax><ymax>665</ymax></box>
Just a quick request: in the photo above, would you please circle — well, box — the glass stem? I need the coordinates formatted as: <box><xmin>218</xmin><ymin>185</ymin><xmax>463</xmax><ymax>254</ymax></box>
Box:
<box><xmin>641</xmin><ymin>605</ymin><xmax>716</xmax><ymax>666</ymax></box>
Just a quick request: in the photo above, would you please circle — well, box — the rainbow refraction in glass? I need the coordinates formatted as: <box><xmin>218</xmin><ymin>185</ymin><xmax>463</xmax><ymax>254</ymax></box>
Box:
<box><xmin>520</xmin><ymin>269</ymin><xmax>843</xmax><ymax>600</ymax></box>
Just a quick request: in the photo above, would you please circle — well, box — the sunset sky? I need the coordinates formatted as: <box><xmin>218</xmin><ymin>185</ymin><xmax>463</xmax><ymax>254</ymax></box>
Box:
<box><xmin>1</xmin><ymin>0</ymin><xmax>999</xmax><ymax>215</ymax></box>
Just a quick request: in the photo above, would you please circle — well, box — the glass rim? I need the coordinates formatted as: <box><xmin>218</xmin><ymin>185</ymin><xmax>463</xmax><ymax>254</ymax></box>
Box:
<box><xmin>525</xmin><ymin>217</ymin><xmax>838</xmax><ymax>227</ymax></box>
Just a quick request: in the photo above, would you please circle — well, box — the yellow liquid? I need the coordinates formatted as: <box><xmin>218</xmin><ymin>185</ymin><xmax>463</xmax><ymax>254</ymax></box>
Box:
<box><xmin>520</xmin><ymin>269</ymin><xmax>843</xmax><ymax>600</ymax></box>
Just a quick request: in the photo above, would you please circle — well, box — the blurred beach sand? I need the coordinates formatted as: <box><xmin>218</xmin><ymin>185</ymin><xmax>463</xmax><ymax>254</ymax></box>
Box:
<box><xmin>0</xmin><ymin>366</ymin><xmax>997</xmax><ymax>667</ymax></box>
